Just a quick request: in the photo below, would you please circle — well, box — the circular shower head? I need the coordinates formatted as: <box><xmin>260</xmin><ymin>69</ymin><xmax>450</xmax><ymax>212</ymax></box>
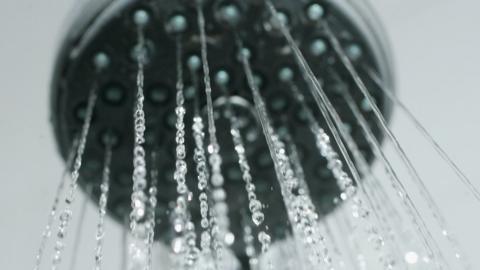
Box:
<box><xmin>50</xmin><ymin>0</ymin><xmax>394</xmax><ymax>258</ymax></box>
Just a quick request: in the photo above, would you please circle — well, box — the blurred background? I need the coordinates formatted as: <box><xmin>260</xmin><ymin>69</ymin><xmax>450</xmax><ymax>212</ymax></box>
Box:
<box><xmin>0</xmin><ymin>0</ymin><xmax>479</xmax><ymax>269</ymax></box>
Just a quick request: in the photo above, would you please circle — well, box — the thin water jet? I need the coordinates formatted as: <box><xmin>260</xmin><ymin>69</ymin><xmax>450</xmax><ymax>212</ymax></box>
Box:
<box><xmin>323</xmin><ymin>21</ymin><xmax>469</xmax><ymax>268</ymax></box>
<box><xmin>365</xmin><ymin>68</ymin><xmax>480</xmax><ymax>203</ymax></box>
<box><xmin>34</xmin><ymin>138</ymin><xmax>78</xmax><ymax>270</ymax></box>
<box><xmin>93</xmin><ymin>141</ymin><xmax>113</xmax><ymax>270</ymax></box>
<box><xmin>51</xmin><ymin>87</ymin><xmax>97</xmax><ymax>270</ymax></box>
<box><xmin>128</xmin><ymin>11</ymin><xmax>151</xmax><ymax>270</ymax></box>
<box><xmin>287</xmin><ymin>78</ymin><xmax>398</xmax><ymax>268</ymax></box>
<box><xmin>146</xmin><ymin>151</ymin><xmax>159</xmax><ymax>270</ymax></box>
<box><xmin>69</xmin><ymin>189</ymin><xmax>90</xmax><ymax>270</ymax></box>
<box><xmin>341</xmin><ymin>88</ymin><xmax>446</xmax><ymax>267</ymax></box>
<box><xmin>196</xmin><ymin>3</ymin><xmax>232</xmax><ymax>261</ymax></box>
<box><xmin>236</xmin><ymin>35</ymin><xmax>335</xmax><ymax>269</ymax></box>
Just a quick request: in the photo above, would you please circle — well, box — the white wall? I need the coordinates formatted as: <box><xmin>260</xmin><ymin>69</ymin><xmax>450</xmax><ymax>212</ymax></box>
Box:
<box><xmin>0</xmin><ymin>0</ymin><xmax>479</xmax><ymax>269</ymax></box>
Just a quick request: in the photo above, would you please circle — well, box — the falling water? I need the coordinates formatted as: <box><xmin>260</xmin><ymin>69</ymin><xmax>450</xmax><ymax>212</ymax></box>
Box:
<box><xmin>121</xmin><ymin>220</ymin><xmax>128</xmax><ymax>270</ymax></box>
<box><xmin>196</xmin><ymin>2</ymin><xmax>231</xmax><ymax>262</ymax></box>
<box><xmin>35</xmin><ymin>2</ymin><xmax>480</xmax><ymax>270</ymax></box>
<box><xmin>173</xmin><ymin>37</ymin><xmax>189</xmax><ymax>197</ymax></box>
<box><xmin>235</xmin><ymin>35</ymin><xmax>334</xmax><ymax>270</ymax></box>
<box><xmin>146</xmin><ymin>151</ymin><xmax>158</xmax><ymax>269</ymax></box>
<box><xmin>265</xmin><ymin>1</ymin><xmax>467</xmax><ymax>266</ymax></box>
<box><xmin>322</xmin><ymin>218</ymin><xmax>355</xmax><ymax>269</ymax></box>
<box><xmin>284</xmin><ymin>73</ymin><xmax>396</xmax><ymax>268</ymax></box>
<box><xmin>283</xmin><ymin>132</ymin><xmax>349</xmax><ymax>269</ymax></box>
<box><xmin>51</xmin><ymin>87</ymin><xmax>97</xmax><ymax>270</ymax></box>
<box><xmin>171</xmin><ymin>36</ymin><xmax>200</xmax><ymax>268</ymax></box>
<box><xmin>69</xmin><ymin>188</ymin><xmax>90</xmax><ymax>270</ymax></box>
<box><xmin>227</xmin><ymin>97</ymin><xmax>266</xmax><ymax>228</ymax></box>
<box><xmin>228</xmin><ymin>101</ymin><xmax>272</xmax><ymax>267</ymax></box>
<box><xmin>366</xmin><ymin>68</ymin><xmax>480</xmax><ymax>202</ymax></box>
<box><xmin>283</xmin><ymin>131</ymin><xmax>360</xmax><ymax>270</ymax></box>
<box><xmin>340</xmin><ymin>133</ymin><xmax>409</xmax><ymax>260</ymax></box>
<box><xmin>129</xmin><ymin>10</ymin><xmax>150</xmax><ymax>270</ymax></box>
<box><xmin>93</xmin><ymin>142</ymin><xmax>113</xmax><ymax>270</ymax></box>
<box><xmin>341</xmin><ymin>89</ymin><xmax>446</xmax><ymax>267</ymax></box>
<box><xmin>344</xmin><ymin>134</ymin><xmax>405</xmax><ymax>242</ymax></box>
<box><xmin>217</xmin><ymin>75</ymin><xmax>270</xmax><ymax>257</ymax></box>
<box><xmin>366</xmin><ymin>175</ymin><xmax>406</xmax><ymax>247</ymax></box>
<box><xmin>243</xmin><ymin>224</ymin><xmax>258</xmax><ymax>270</ymax></box>
<box><xmin>188</xmin><ymin>54</ymin><xmax>215</xmax><ymax>266</ymax></box>
<box><xmin>336</xmin><ymin>207</ymin><xmax>368</xmax><ymax>270</ymax></box>
<box><xmin>282</xmin><ymin>132</ymin><xmax>309</xmax><ymax>194</ymax></box>
<box><xmin>33</xmin><ymin>138</ymin><xmax>78</xmax><ymax>270</ymax></box>
<box><xmin>323</xmin><ymin>21</ymin><xmax>469</xmax><ymax>269</ymax></box>
<box><xmin>193</xmin><ymin>115</ymin><xmax>214</xmax><ymax>260</ymax></box>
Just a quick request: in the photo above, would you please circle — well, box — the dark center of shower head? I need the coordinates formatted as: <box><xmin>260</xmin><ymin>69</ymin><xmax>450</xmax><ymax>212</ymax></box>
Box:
<box><xmin>50</xmin><ymin>0</ymin><xmax>393</xmax><ymax>257</ymax></box>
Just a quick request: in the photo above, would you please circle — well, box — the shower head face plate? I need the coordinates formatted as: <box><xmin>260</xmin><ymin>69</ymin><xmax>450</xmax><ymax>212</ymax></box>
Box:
<box><xmin>51</xmin><ymin>0</ymin><xmax>392</xmax><ymax>256</ymax></box>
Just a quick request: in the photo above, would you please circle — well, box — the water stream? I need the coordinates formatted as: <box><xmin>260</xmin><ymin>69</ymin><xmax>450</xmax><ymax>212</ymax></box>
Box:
<box><xmin>129</xmin><ymin>20</ymin><xmax>150</xmax><ymax>270</ymax></box>
<box><xmin>147</xmin><ymin>151</ymin><xmax>159</xmax><ymax>270</ymax></box>
<box><xmin>365</xmin><ymin>67</ymin><xmax>480</xmax><ymax>203</ymax></box>
<box><xmin>51</xmin><ymin>87</ymin><xmax>97</xmax><ymax>270</ymax></box>
<box><xmin>93</xmin><ymin>142</ymin><xmax>113</xmax><ymax>270</ymax></box>
<box><xmin>236</xmin><ymin>34</ymin><xmax>334</xmax><ymax>270</ymax></box>
<box><xmin>195</xmin><ymin>5</ymin><xmax>231</xmax><ymax>263</ymax></box>
<box><xmin>171</xmin><ymin>36</ymin><xmax>200</xmax><ymax>268</ymax></box>
<box><xmin>69</xmin><ymin>190</ymin><xmax>89</xmax><ymax>270</ymax></box>
<box><xmin>342</xmin><ymin>89</ymin><xmax>445</xmax><ymax>268</ymax></box>
<box><xmin>33</xmin><ymin>138</ymin><xmax>78</xmax><ymax>270</ymax></box>
<box><xmin>323</xmin><ymin>21</ymin><xmax>469</xmax><ymax>269</ymax></box>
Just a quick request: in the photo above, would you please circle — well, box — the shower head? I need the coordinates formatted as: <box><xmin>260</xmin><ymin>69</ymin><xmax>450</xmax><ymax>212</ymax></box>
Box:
<box><xmin>50</xmin><ymin>0</ymin><xmax>393</xmax><ymax>257</ymax></box>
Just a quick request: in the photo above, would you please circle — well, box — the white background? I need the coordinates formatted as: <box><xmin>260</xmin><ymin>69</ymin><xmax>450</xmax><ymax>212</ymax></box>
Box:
<box><xmin>0</xmin><ymin>0</ymin><xmax>479</xmax><ymax>269</ymax></box>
